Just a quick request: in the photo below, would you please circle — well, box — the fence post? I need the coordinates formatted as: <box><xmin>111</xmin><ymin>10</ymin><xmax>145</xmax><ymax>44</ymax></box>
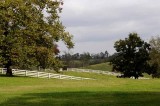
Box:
<box><xmin>25</xmin><ymin>70</ymin><xmax>27</xmax><ymax>76</ymax></box>
<box><xmin>48</xmin><ymin>73</ymin><xmax>50</xmax><ymax>79</ymax></box>
<box><xmin>70</xmin><ymin>76</ymin><xmax>73</xmax><ymax>80</ymax></box>
<box><xmin>37</xmin><ymin>72</ymin><xmax>39</xmax><ymax>78</ymax></box>
<box><xmin>12</xmin><ymin>69</ymin><xmax>14</xmax><ymax>74</ymax></box>
<box><xmin>2</xmin><ymin>68</ymin><xmax>6</xmax><ymax>74</ymax></box>
<box><xmin>1</xmin><ymin>68</ymin><xmax>3</xmax><ymax>74</ymax></box>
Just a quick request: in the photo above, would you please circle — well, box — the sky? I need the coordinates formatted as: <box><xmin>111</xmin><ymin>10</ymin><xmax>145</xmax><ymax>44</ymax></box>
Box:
<box><xmin>58</xmin><ymin>0</ymin><xmax>160</xmax><ymax>55</ymax></box>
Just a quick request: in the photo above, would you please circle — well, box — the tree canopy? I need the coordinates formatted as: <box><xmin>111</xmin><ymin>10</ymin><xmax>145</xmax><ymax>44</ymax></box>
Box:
<box><xmin>111</xmin><ymin>33</ymin><xmax>151</xmax><ymax>79</ymax></box>
<box><xmin>0</xmin><ymin>0</ymin><xmax>74</xmax><ymax>75</ymax></box>
<box><xmin>149</xmin><ymin>36</ymin><xmax>160</xmax><ymax>78</ymax></box>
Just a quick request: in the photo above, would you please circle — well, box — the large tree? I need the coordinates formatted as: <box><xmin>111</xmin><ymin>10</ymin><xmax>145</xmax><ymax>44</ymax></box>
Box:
<box><xmin>111</xmin><ymin>33</ymin><xmax>151</xmax><ymax>79</ymax></box>
<box><xmin>149</xmin><ymin>36</ymin><xmax>160</xmax><ymax>78</ymax></box>
<box><xmin>0</xmin><ymin>0</ymin><xmax>74</xmax><ymax>76</ymax></box>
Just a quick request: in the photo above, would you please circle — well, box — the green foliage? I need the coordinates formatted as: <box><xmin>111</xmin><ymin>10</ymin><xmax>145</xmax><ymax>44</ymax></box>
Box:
<box><xmin>149</xmin><ymin>36</ymin><xmax>160</xmax><ymax>78</ymax></box>
<box><xmin>111</xmin><ymin>33</ymin><xmax>151</xmax><ymax>79</ymax></box>
<box><xmin>80</xmin><ymin>52</ymin><xmax>92</xmax><ymax>67</ymax></box>
<box><xmin>0</xmin><ymin>0</ymin><xmax>74</xmax><ymax>74</ymax></box>
<box><xmin>60</xmin><ymin>51</ymin><xmax>109</xmax><ymax>68</ymax></box>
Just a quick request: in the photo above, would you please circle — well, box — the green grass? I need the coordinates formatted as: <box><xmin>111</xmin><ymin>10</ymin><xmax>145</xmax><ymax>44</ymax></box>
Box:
<box><xmin>0</xmin><ymin>73</ymin><xmax>160</xmax><ymax>106</ymax></box>
<box><xmin>83</xmin><ymin>63</ymin><xmax>112</xmax><ymax>71</ymax></box>
<box><xmin>82</xmin><ymin>63</ymin><xmax>152</xmax><ymax>78</ymax></box>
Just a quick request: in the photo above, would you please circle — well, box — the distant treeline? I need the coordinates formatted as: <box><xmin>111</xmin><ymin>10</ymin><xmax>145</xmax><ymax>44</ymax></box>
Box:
<box><xmin>58</xmin><ymin>51</ymin><xmax>112</xmax><ymax>68</ymax></box>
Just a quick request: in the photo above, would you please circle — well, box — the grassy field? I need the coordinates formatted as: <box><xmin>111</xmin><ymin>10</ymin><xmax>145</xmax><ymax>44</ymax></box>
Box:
<box><xmin>0</xmin><ymin>72</ymin><xmax>160</xmax><ymax>106</ymax></box>
<box><xmin>83</xmin><ymin>63</ymin><xmax>112</xmax><ymax>71</ymax></box>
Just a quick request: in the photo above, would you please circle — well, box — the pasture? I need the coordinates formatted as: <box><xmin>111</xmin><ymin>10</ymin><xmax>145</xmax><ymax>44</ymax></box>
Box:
<box><xmin>83</xmin><ymin>63</ymin><xmax>113</xmax><ymax>71</ymax></box>
<box><xmin>0</xmin><ymin>72</ymin><xmax>160</xmax><ymax>106</ymax></box>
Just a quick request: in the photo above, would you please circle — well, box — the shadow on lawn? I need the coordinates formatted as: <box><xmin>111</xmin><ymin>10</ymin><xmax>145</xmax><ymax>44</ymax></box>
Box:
<box><xmin>1</xmin><ymin>91</ymin><xmax>160</xmax><ymax>106</ymax></box>
<box><xmin>0</xmin><ymin>74</ymin><xmax>20</xmax><ymax>77</ymax></box>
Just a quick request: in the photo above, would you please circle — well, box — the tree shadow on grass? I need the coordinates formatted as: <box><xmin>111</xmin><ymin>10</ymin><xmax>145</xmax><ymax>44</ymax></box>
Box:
<box><xmin>0</xmin><ymin>74</ymin><xmax>16</xmax><ymax>77</ymax></box>
<box><xmin>1</xmin><ymin>91</ymin><xmax>160</xmax><ymax>106</ymax></box>
<box><xmin>0</xmin><ymin>74</ymin><xmax>24</xmax><ymax>78</ymax></box>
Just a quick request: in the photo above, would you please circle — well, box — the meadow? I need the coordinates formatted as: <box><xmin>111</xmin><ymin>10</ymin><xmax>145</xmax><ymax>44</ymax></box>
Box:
<box><xmin>0</xmin><ymin>71</ymin><xmax>160</xmax><ymax>106</ymax></box>
<box><xmin>83</xmin><ymin>63</ymin><xmax>113</xmax><ymax>71</ymax></box>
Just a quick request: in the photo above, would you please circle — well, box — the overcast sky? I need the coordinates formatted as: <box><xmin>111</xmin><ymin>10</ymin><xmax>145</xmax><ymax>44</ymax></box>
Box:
<box><xmin>58</xmin><ymin>0</ymin><xmax>160</xmax><ymax>55</ymax></box>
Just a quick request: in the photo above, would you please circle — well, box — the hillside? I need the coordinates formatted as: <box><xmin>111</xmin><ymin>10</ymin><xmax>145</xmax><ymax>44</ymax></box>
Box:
<box><xmin>83</xmin><ymin>63</ymin><xmax>112</xmax><ymax>71</ymax></box>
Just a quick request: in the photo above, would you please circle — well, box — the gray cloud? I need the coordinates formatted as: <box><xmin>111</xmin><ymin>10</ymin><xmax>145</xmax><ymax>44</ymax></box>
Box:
<box><xmin>59</xmin><ymin>0</ymin><xmax>160</xmax><ymax>54</ymax></box>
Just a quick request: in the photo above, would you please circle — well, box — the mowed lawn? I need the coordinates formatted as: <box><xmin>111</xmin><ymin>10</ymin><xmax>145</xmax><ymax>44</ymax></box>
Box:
<box><xmin>0</xmin><ymin>72</ymin><xmax>160</xmax><ymax>106</ymax></box>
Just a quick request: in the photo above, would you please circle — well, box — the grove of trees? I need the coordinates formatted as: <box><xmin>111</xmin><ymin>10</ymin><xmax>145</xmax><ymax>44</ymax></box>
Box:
<box><xmin>0</xmin><ymin>0</ymin><xmax>74</xmax><ymax>76</ymax></box>
<box><xmin>59</xmin><ymin>51</ymin><xmax>109</xmax><ymax>68</ymax></box>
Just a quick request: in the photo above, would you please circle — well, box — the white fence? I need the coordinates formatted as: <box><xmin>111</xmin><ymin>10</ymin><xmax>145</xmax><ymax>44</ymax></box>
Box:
<box><xmin>68</xmin><ymin>68</ymin><xmax>150</xmax><ymax>79</ymax></box>
<box><xmin>68</xmin><ymin>68</ymin><xmax>121</xmax><ymax>76</ymax></box>
<box><xmin>0</xmin><ymin>68</ymin><xmax>94</xmax><ymax>80</ymax></box>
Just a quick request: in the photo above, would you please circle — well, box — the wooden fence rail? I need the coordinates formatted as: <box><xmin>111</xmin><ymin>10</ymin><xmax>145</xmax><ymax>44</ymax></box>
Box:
<box><xmin>68</xmin><ymin>68</ymin><xmax>121</xmax><ymax>76</ymax></box>
<box><xmin>0</xmin><ymin>68</ymin><xmax>94</xmax><ymax>80</ymax></box>
<box><xmin>67</xmin><ymin>68</ymin><xmax>149</xmax><ymax>79</ymax></box>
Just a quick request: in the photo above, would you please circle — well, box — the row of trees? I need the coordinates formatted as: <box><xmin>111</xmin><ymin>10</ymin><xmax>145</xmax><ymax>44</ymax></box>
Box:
<box><xmin>0</xmin><ymin>0</ymin><xmax>74</xmax><ymax>76</ymax></box>
<box><xmin>111</xmin><ymin>33</ymin><xmax>160</xmax><ymax>79</ymax></box>
<box><xmin>59</xmin><ymin>51</ymin><xmax>109</xmax><ymax>68</ymax></box>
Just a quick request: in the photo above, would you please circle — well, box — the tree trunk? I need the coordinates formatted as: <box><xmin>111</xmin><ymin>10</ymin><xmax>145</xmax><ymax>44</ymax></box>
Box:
<box><xmin>134</xmin><ymin>73</ymin><xmax>138</xmax><ymax>79</ymax></box>
<box><xmin>6</xmin><ymin>67</ymin><xmax>13</xmax><ymax>76</ymax></box>
<box><xmin>5</xmin><ymin>60</ymin><xmax>13</xmax><ymax>76</ymax></box>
